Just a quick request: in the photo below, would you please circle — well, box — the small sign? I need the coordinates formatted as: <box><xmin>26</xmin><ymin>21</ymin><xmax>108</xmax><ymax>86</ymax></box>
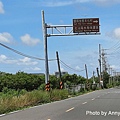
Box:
<box><xmin>73</xmin><ymin>18</ymin><xmax>99</xmax><ymax>33</ymax></box>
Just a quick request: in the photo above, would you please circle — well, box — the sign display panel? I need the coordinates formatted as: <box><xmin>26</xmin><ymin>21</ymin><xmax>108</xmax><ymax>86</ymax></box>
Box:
<box><xmin>73</xmin><ymin>18</ymin><xmax>99</xmax><ymax>33</ymax></box>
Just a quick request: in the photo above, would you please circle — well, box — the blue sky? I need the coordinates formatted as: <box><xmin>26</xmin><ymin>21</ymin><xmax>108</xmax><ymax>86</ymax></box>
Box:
<box><xmin>0</xmin><ymin>0</ymin><xmax>120</xmax><ymax>77</ymax></box>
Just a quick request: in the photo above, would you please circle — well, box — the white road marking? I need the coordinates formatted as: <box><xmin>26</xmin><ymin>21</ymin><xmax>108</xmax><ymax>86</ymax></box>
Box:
<box><xmin>47</xmin><ymin>119</ymin><xmax>51</xmax><ymax>120</ymax></box>
<box><xmin>0</xmin><ymin>114</ymin><xmax>6</xmax><ymax>117</ymax></box>
<box><xmin>92</xmin><ymin>98</ymin><xmax>95</xmax><ymax>101</ymax></box>
<box><xmin>0</xmin><ymin>110</ymin><xmax>23</xmax><ymax>117</ymax></box>
<box><xmin>66</xmin><ymin>107</ymin><xmax>75</xmax><ymax>112</ymax></box>
<box><xmin>82</xmin><ymin>102</ymin><xmax>87</xmax><ymax>104</ymax></box>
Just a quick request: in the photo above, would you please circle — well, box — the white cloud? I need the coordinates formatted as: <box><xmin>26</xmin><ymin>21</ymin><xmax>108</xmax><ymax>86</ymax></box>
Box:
<box><xmin>23</xmin><ymin>66</ymin><xmax>42</xmax><ymax>72</ymax></box>
<box><xmin>43</xmin><ymin>0</ymin><xmax>91</xmax><ymax>7</ymax></box>
<box><xmin>113</xmin><ymin>28</ymin><xmax>120</xmax><ymax>40</ymax></box>
<box><xmin>42</xmin><ymin>0</ymin><xmax>120</xmax><ymax>7</ymax></box>
<box><xmin>0</xmin><ymin>54</ymin><xmax>41</xmax><ymax>73</ymax></box>
<box><xmin>61</xmin><ymin>68</ymin><xmax>65</xmax><ymax>72</ymax></box>
<box><xmin>0</xmin><ymin>55</ymin><xmax>38</xmax><ymax>66</ymax></box>
<box><xmin>45</xmin><ymin>1</ymin><xmax>73</xmax><ymax>7</ymax></box>
<box><xmin>0</xmin><ymin>1</ymin><xmax>4</xmax><ymax>14</ymax></box>
<box><xmin>0</xmin><ymin>54</ymin><xmax>18</xmax><ymax>64</ymax></box>
<box><xmin>93</xmin><ymin>0</ymin><xmax>120</xmax><ymax>6</ymax></box>
<box><xmin>18</xmin><ymin>57</ymin><xmax>38</xmax><ymax>65</ymax></box>
<box><xmin>75</xmin><ymin>66</ymin><xmax>85</xmax><ymax>72</ymax></box>
<box><xmin>0</xmin><ymin>54</ymin><xmax>7</xmax><ymax>61</ymax></box>
<box><xmin>107</xmin><ymin>28</ymin><xmax>120</xmax><ymax>40</ymax></box>
<box><xmin>0</xmin><ymin>32</ymin><xmax>14</xmax><ymax>43</ymax></box>
<box><xmin>75</xmin><ymin>66</ymin><xmax>81</xmax><ymax>71</ymax></box>
<box><xmin>20</xmin><ymin>34</ymin><xmax>40</xmax><ymax>46</ymax></box>
<box><xmin>19</xmin><ymin>57</ymin><xmax>31</xmax><ymax>63</ymax></box>
<box><xmin>33</xmin><ymin>67</ymin><xmax>41</xmax><ymax>71</ymax></box>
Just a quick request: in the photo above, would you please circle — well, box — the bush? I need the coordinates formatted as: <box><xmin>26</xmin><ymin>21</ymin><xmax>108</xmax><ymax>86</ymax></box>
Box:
<box><xmin>38</xmin><ymin>84</ymin><xmax>45</xmax><ymax>91</ymax></box>
<box><xmin>50</xmin><ymin>89</ymin><xmax>69</xmax><ymax>101</ymax></box>
<box><xmin>106</xmin><ymin>84</ymin><xmax>113</xmax><ymax>88</ymax></box>
<box><xmin>0</xmin><ymin>89</ymin><xmax>69</xmax><ymax>114</ymax></box>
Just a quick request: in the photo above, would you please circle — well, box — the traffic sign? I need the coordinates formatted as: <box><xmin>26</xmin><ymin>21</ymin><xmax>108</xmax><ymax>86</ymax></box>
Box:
<box><xmin>45</xmin><ymin>82</ymin><xmax>50</xmax><ymax>91</ymax></box>
<box><xmin>73</xmin><ymin>18</ymin><xmax>99</xmax><ymax>33</ymax></box>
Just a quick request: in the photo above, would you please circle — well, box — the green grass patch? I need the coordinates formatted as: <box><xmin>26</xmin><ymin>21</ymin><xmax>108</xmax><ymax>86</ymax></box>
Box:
<box><xmin>0</xmin><ymin>89</ymin><xmax>69</xmax><ymax>114</ymax></box>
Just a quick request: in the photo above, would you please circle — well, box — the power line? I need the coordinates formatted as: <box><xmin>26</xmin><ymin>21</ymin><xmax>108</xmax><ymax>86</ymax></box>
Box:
<box><xmin>60</xmin><ymin>60</ymin><xmax>85</xmax><ymax>72</ymax></box>
<box><xmin>106</xmin><ymin>40</ymin><xmax>120</xmax><ymax>54</ymax></box>
<box><xmin>108</xmin><ymin>40</ymin><xmax>120</xmax><ymax>50</ymax></box>
<box><xmin>0</xmin><ymin>42</ymin><xmax>56</xmax><ymax>61</ymax></box>
<box><xmin>107</xmin><ymin>46</ymin><xmax>120</xmax><ymax>56</ymax></box>
<box><xmin>0</xmin><ymin>42</ymin><xmax>85</xmax><ymax>73</ymax></box>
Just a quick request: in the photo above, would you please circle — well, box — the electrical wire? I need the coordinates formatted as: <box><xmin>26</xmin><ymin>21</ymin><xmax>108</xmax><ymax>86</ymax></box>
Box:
<box><xmin>108</xmin><ymin>40</ymin><xmax>120</xmax><ymax>50</ymax></box>
<box><xmin>106</xmin><ymin>40</ymin><xmax>120</xmax><ymax>54</ymax></box>
<box><xmin>0</xmin><ymin>42</ymin><xmax>56</xmax><ymax>61</ymax></box>
<box><xmin>0</xmin><ymin>42</ymin><xmax>85</xmax><ymax>73</ymax></box>
<box><xmin>102</xmin><ymin>46</ymin><xmax>120</xmax><ymax>72</ymax></box>
<box><xmin>60</xmin><ymin>60</ymin><xmax>85</xmax><ymax>72</ymax></box>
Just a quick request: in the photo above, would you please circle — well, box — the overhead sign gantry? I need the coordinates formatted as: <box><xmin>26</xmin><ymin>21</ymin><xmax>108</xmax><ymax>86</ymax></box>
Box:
<box><xmin>41</xmin><ymin>10</ymin><xmax>100</xmax><ymax>87</ymax></box>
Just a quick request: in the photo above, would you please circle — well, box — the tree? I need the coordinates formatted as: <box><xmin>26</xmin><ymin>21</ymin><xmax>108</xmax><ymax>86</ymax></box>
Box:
<box><xmin>49</xmin><ymin>75</ymin><xmax>59</xmax><ymax>89</ymax></box>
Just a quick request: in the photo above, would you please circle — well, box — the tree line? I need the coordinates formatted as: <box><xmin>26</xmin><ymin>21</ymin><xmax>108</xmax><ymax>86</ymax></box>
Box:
<box><xmin>0</xmin><ymin>71</ymin><xmax>89</xmax><ymax>92</ymax></box>
<box><xmin>0</xmin><ymin>71</ymin><xmax>119</xmax><ymax>92</ymax></box>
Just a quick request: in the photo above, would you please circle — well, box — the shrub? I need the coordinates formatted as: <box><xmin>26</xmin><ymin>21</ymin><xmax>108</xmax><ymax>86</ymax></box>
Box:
<box><xmin>50</xmin><ymin>89</ymin><xmax>69</xmax><ymax>101</ymax></box>
<box><xmin>0</xmin><ymin>89</ymin><xmax>68</xmax><ymax>114</ymax></box>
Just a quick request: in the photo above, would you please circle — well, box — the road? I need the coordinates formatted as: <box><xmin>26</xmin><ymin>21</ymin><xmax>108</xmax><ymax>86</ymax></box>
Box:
<box><xmin>1</xmin><ymin>87</ymin><xmax>120</xmax><ymax>120</ymax></box>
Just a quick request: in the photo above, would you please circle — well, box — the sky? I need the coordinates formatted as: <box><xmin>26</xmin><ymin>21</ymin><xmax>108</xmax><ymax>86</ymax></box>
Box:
<box><xmin>0</xmin><ymin>0</ymin><xmax>120</xmax><ymax>78</ymax></box>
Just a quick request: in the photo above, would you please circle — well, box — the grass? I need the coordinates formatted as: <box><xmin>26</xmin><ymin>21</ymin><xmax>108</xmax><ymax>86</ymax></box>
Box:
<box><xmin>0</xmin><ymin>89</ymin><xmax>69</xmax><ymax>114</ymax></box>
<box><xmin>0</xmin><ymin>88</ymin><xmax>98</xmax><ymax>115</ymax></box>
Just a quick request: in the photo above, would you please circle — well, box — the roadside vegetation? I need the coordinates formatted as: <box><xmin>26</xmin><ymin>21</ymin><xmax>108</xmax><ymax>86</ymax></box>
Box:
<box><xmin>0</xmin><ymin>71</ymin><xmax>120</xmax><ymax>114</ymax></box>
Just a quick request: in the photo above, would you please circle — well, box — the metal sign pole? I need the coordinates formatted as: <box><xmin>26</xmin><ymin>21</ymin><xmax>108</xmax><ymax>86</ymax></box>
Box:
<box><xmin>41</xmin><ymin>10</ymin><xmax>49</xmax><ymax>84</ymax></box>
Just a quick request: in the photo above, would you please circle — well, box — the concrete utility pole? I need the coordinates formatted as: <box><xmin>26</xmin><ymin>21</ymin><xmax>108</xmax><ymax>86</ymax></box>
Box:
<box><xmin>102</xmin><ymin>49</ymin><xmax>107</xmax><ymax>72</ymax></box>
<box><xmin>108</xmin><ymin>64</ymin><xmax>111</xmax><ymax>84</ymax></box>
<box><xmin>85</xmin><ymin>64</ymin><xmax>90</xmax><ymax>90</ymax></box>
<box><xmin>56</xmin><ymin>51</ymin><xmax>62</xmax><ymax>81</ymax></box>
<box><xmin>56</xmin><ymin>51</ymin><xmax>64</xmax><ymax>89</ymax></box>
<box><xmin>98</xmin><ymin>44</ymin><xmax>102</xmax><ymax>86</ymax></box>
<box><xmin>93</xmin><ymin>71</ymin><xmax>95</xmax><ymax>84</ymax></box>
<box><xmin>85</xmin><ymin>64</ymin><xmax>88</xmax><ymax>80</ymax></box>
<box><xmin>110</xmin><ymin>67</ymin><xmax>113</xmax><ymax>84</ymax></box>
<box><xmin>41</xmin><ymin>10</ymin><xmax>49</xmax><ymax>84</ymax></box>
<box><xmin>96</xmin><ymin>67</ymin><xmax>99</xmax><ymax>77</ymax></box>
<box><xmin>96</xmin><ymin>67</ymin><xmax>100</xmax><ymax>86</ymax></box>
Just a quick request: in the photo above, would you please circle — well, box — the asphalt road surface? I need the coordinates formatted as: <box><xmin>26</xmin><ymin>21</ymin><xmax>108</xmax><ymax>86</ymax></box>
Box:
<box><xmin>1</xmin><ymin>87</ymin><xmax>120</xmax><ymax>120</ymax></box>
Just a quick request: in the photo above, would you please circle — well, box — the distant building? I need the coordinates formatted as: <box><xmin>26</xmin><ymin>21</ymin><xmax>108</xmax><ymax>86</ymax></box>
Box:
<box><xmin>55</xmin><ymin>71</ymin><xmax>68</xmax><ymax>78</ymax></box>
<box><xmin>29</xmin><ymin>73</ymin><xmax>45</xmax><ymax>76</ymax></box>
<box><xmin>114</xmin><ymin>72</ymin><xmax>120</xmax><ymax>76</ymax></box>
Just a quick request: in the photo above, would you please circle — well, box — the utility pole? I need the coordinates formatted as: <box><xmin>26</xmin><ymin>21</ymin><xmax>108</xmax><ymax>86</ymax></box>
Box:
<box><xmin>56</xmin><ymin>51</ymin><xmax>62</xmax><ymax>80</ymax></box>
<box><xmin>96</xmin><ymin>67</ymin><xmax>100</xmax><ymax>86</ymax></box>
<box><xmin>98</xmin><ymin>44</ymin><xmax>102</xmax><ymax>86</ymax></box>
<box><xmin>96</xmin><ymin>67</ymin><xmax>99</xmax><ymax>78</ymax></box>
<box><xmin>110</xmin><ymin>67</ymin><xmax>113</xmax><ymax>85</ymax></box>
<box><xmin>56</xmin><ymin>51</ymin><xmax>63</xmax><ymax>89</ymax></box>
<box><xmin>102</xmin><ymin>49</ymin><xmax>106</xmax><ymax>72</ymax></box>
<box><xmin>108</xmin><ymin>64</ymin><xmax>111</xmax><ymax>84</ymax></box>
<box><xmin>85</xmin><ymin>64</ymin><xmax>89</xmax><ymax>89</ymax></box>
<box><xmin>41</xmin><ymin>10</ymin><xmax>49</xmax><ymax>84</ymax></box>
<box><xmin>93</xmin><ymin>71</ymin><xmax>95</xmax><ymax>84</ymax></box>
<box><xmin>85</xmin><ymin>64</ymin><xmax>88</xmax><ymax>80</ymax></box>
